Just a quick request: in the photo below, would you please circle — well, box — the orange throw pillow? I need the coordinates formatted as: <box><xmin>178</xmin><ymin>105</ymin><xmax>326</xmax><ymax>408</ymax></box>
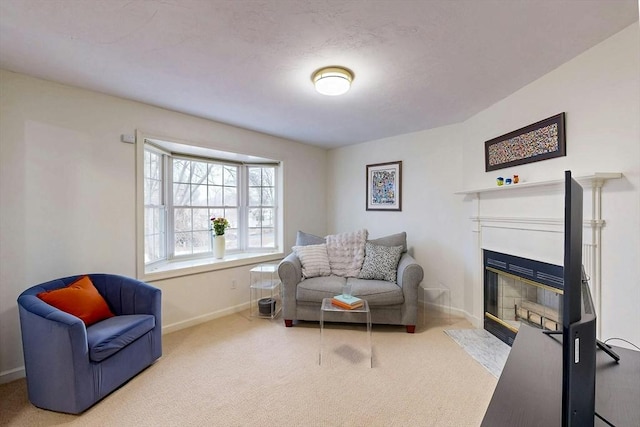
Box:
<box><xmin>38</xmin><ymin>275</ymin><xmax>115</xmax><ymax>326</ymax></box>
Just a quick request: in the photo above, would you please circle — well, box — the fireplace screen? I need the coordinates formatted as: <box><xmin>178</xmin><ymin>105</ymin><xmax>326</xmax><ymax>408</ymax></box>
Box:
<box><xmin>484</xmin><ymin>250</ymin><xmax>564</xmax><ymax>345</ymax></box>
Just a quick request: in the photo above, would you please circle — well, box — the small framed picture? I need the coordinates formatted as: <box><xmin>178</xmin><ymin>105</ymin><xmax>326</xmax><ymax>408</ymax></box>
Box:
<box><xmin>366</xmin><ymin>161</ymin><xmax>402</xmax><ymax>211</ymax></box>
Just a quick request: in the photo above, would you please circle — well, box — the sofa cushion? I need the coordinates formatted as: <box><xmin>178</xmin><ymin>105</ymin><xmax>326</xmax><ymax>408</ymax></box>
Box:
<box><xmin>368</xmin><ymin>231</ymin><xmax>407</xmax><ymax>253</ymax></box>
<box><xmin>346</xmin><ymin>278</ymin><xmax>405</xmax><ymax>306</ymax></box>
<box><xmin>87</xmin><ymin>314</ymin><xmax>155</xmax><ymax>362</ymax></box>
<box><xmin>359</xmin><ymin>242</ymin><xmax>403</xmax><ymax>283</ymax></box>
<box><xmin>293</xmin><ymin>244</ymin><xmax>331</xmax><ymax>278</ymax></box>
<box><xmin>37</xmin><ymin>275</ymin><xmax>115</xmax><ymax>326</ymax></box>
<box><xmin>325</xmin><ymin>229</ymin><xmax>368</xmax><ymax>277</ymax></box>
<box><xmin>296</xmin><ymin>230</ymin><xmax>325</xmax><ymax>246</ymax></box>
<box><xmin>296</xmin><ymin>276</ymin><xmax>347</xmax><ymax>302</ymax></box>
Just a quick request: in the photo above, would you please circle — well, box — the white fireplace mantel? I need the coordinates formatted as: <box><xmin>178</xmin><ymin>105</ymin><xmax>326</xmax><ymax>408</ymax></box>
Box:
<box><xmin>455</xmin><ymin>172</ymin><xmax>622</xmax><ymax>195</ymax></box>
<box><xmin>457</xmin><ymin>172</ymin><xmax>623</xmax><ymax>338</ymax></box>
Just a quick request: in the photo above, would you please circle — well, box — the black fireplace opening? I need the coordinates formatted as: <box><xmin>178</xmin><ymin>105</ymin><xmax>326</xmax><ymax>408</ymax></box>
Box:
<box><xmin>483</xmin><ymin>250</ymin><xmax>564</xmax><ymax>346</ymax></box>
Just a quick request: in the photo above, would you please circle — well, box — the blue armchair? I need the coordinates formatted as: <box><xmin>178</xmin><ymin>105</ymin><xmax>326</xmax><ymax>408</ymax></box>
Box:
<box><xmin>17</xmin><ymin>274</ymin><xmax>162</xmax><ymax>414</ymax></box>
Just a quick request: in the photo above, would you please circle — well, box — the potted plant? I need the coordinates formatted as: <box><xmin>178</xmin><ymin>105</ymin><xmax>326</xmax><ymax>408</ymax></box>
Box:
<box><xmin>211</xmin><ymin>217</ymin><xmax>230</xmax><ymax>258</ymax></box>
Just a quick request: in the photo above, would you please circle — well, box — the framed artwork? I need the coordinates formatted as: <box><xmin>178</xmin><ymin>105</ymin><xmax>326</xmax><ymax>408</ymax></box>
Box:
<box><xmin>366</xmin><ymin>161</ymin><xmax>402</xmax><ymax>211</ymax></box>
<box><xmin>484</xmin><ymin>113</ymin><xmax>566</xmax><ymax>172</ymax></box>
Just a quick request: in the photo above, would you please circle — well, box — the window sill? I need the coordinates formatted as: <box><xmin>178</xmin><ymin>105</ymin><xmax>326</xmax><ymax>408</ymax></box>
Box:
<box><xmin>142</xmin><ymin>251</ymin><xmax>285</xmax><ymax>282</ymax></box>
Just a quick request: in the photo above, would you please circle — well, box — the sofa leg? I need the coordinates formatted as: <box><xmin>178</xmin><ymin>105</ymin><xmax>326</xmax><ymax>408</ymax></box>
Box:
<box><xmin>284</xmin><ymin>319</ymin><xmax>293</xmax><ymax>327</ymax></box>
<box><xmin>406</xmin><ymin>325</ymin><xmax>416</xmax><ymax>333</ymax></box>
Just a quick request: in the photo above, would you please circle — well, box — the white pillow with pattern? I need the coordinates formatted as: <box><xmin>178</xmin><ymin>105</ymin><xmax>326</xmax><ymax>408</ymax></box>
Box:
<box><xmin>292</xmin><ymin>244</ymin><xmax>331</xmax><ymax>278</ymax></box>
<box><xmin>358</xmin><ymin>242</ymin><xmax>403</xmax><ymax>283</ymax></box>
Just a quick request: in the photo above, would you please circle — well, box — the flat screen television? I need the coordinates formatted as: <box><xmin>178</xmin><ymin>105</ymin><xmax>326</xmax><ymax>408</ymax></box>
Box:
<box><xmin>546</xmin><ymin>170</ymin><xmax>619</xmax><ymax>426</ymax></box>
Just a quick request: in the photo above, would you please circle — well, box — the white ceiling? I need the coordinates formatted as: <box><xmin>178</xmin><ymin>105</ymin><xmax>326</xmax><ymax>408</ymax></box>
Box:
<box><xmin>0</xmin><ymin>1</ymin><xmax>637</xmax><ymax>148</ymax></box>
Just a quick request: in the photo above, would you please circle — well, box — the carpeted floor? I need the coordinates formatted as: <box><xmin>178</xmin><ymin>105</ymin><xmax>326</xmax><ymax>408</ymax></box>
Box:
<box><xmin>444</xmin><ymin>329</ymin><xmax>511</xmax><ymax>378</ymax></box>
<box><xmin>0</xmin><ymin>312</ymin><xmax>498</xmax><ymax>426</ymax></box>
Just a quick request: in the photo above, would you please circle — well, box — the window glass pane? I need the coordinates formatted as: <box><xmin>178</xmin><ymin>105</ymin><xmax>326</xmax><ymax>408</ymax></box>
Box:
<box><xmin>248</xmin><ymin>208</ymin><xmax>261</xmax><ymax>228</ymax></box>
<box><xmin>191</xmin><ymin>161</ymin><xmax>207</xmax><ymax>184</ymax></box>
<box><xmin>262</xmin><ymin>187</ymin><xmax>274</xmax><ymax>206</ymax></box>
<box><xmin>261</xmin><ymin>208</ymin><xmax>274</xmax><ymax>227</ymax></box>
<box><xmin>223</xmin><ymin>187</ymin><xmax>237</xmax><ymax>206</ymax></box>
<box><xmin>192</xmin><ymin>208</ymin><xmax>210</xmax><ymax>232</ymax></box>
<box><xmin>191</xmin><ymin>184</ymin><xmax>207</xmax><ymax>206</ymax></box>
<box><xmin>174</xmin><ymin>208</ymin><xmax>192</xmax><ymax>232</ymax></box>
<box><xmin>248</xmin><ymin>228</ymin><xmax>261</xmax><ymax>247</ymax></box>
<box><xmin>174</xmin><ymin>232</ymin><xmax>191</xmax><ymax>256</ymax></box>
<box><xmin>262</xmin><ymin>167</ymin><xmax>274</xmax><ymax>185</ymax></box>
<box><xmin>248</xmin><ymin>167</ymin><xmax>261</xmax><ymax>185</ymax></box>
<box><xmin>224</xmin><ymin>229</ymin><xmax>238</xmax><ymax>249</ymax></box>
<box><xmin>148</xmin><ymin>179</ymin><xmax>161</xmax><ymax>205</ymax></box>
<box><xmin>262</xmin><ymin>228</ymin><xmax>275</xmax><ymax>247</ymax></box>
<box><xmin>192</xmin><ymin>231</ymin><xmax>209</xmax><ymax>253</ymax></box>
<box><xmin>149</xmin><ymin>155</ymin><xmax>160</xmax><ymax>180</ymax></box>
<box><xmin>173</xmin><ymin>159</ymin><xmax>190</xmax><ymax>183</ymax></box>
<box><xmin>248</xmin><ymin>188</ymin><xmax>261</xmax><ymax>206</ymax></box>
<box><xmin>208</xmin><ymin>186</ymin><xmax>223</xmax><ymax>205</ymax></box>
<box><xmin>208</xmin><ymin>164</ymin><xmax>223</xmax><ymax>185</ymax></box>
<box><xmin>224</xmin><ymin>208</ymin><xmax>238</xmax><ymax>228</ymax></box>
<box><xmin>224</xmin><ymin>166</ymin><xmax>237</xmax><ymax>186</ymax></box>
<box><xmin>173</xmin><ymin>183</ymin><xmax>190</xmax><ymax>206</ymax></box>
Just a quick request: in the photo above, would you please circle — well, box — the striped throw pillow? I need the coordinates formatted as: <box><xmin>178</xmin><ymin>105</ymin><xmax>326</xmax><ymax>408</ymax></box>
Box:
<box><xmin>293</xmin><ymin>244</ymin><xmax>331</xmax><ymax>278</ymax></box>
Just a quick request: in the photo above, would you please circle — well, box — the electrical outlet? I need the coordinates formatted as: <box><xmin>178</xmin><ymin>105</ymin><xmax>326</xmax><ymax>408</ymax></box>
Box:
<box><xmin>231</xmin><ymin>280</ymin><xmax>237</xmax><ymax>289</ymax></box>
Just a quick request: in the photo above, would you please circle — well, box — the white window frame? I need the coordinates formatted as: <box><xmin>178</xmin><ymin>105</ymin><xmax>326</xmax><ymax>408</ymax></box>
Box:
<box><xmin>136</xmin><ymin>131</ymin><xmax>284</xmax><ymax>281</ymax></box>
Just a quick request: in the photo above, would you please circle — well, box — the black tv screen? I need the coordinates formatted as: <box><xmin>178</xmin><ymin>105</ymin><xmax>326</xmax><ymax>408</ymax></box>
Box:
<box><xmin>562</xmin><ymin>170</ymin><xmax>597</xmax><ymax>427</ymax></box>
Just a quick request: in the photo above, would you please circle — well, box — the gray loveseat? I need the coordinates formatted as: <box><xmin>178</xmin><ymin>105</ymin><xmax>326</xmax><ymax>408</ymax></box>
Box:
<box><xmin>278</xmin><ymin>231</ymin><xmax>424</xmax><ymax>333</ymax></box>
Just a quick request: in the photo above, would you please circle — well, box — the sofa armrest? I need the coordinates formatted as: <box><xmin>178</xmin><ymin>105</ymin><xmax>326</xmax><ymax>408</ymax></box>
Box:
<box><xmin>397</xmin><ymin>253</ymin><xmax>424</xmax><ymax>292</ymax></box>
<box><xmin>278</xmin><ymin>252</ymin><xmax>302</xmax><ymax>319</ymax></box>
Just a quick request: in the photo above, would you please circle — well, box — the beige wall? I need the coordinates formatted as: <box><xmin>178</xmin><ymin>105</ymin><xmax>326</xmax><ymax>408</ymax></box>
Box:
<box><xmin>0</xmin><ymin>71</ymin><xmax>327</xmax><ymax>382</ymax></box>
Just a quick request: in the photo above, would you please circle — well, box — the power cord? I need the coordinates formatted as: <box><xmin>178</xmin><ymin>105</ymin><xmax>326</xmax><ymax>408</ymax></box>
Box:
<box><xmin>604</xmin><ymin>337</ymin><xmax>640</xmax><ymax>351</ymax></box>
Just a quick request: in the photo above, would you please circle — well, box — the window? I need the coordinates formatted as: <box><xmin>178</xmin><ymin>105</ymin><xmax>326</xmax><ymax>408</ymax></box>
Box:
<box><xmin>138</xmin><ymin>135</ymin><xmax>282</xmax><ymax>274</ymax></box>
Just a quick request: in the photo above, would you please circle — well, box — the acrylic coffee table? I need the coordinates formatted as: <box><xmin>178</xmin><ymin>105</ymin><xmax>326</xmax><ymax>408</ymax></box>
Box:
<box><xmin>319</xmin><ymin>297</ymin><xmax>372</xmax><ymax>368</ymax></box>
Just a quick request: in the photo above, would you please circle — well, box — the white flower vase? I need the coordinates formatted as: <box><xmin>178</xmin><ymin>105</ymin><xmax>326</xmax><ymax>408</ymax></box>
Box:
<box><xmin>213</xmin><ymin>234</ymin><xmax>226</xmax><ymax>259</ymax></box>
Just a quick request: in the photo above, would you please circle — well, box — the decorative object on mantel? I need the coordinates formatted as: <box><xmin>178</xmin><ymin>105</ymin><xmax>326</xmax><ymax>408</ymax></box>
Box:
<box><xmin>366</xmin><ymin>161</ymin><xmax>402</xmax><ymax>211</ymax></box>
<box><xmin>484</xmin><ymin>113</ymin><xmax>566</xmax><ymax>172</ymax></box>
<box><xmin>211</xmin><ymin>217</ymin><xmax>230</xmax><ymax>259</ymax></box>
<box><xmin>496</xmin><ymin>177</ymin><xmax>504</xmax><ymax>186</ymax></box>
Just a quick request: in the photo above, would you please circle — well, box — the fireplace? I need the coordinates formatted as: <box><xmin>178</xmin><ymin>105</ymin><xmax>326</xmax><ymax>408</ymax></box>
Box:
<box><xmin>483</xmin><ymin>250</ymin><xmax>564</xmax><ymax>345</ymax></box>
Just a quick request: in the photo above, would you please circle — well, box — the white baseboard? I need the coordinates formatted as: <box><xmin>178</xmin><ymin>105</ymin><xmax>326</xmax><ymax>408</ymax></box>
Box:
<box><xmin>162</xmin><ymin>302</ymin><xmax>250</xmax><ymax>335</ymax></box>
<box><xmin>0</xmin><ymin>366</ymin><xmax>25</xmax><ymax>385</ymax></box>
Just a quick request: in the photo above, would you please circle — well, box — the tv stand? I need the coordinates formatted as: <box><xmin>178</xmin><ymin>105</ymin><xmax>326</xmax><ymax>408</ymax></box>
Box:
<box><xmin>482</xmin><ymin>324</ymin><xmax>639</xmax><ymax>427</ymax></box>
<box><xmin>542</xmin><ymin>329</ymin><xmax>621</xmax><ymax>362</ymax></box>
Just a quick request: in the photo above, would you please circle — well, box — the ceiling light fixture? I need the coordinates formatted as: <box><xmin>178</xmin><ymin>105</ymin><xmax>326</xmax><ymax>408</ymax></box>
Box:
<box><xmin>312</xmin><ymin>66</ymin><xmax>353</xmax><ymax>96</ymax></box>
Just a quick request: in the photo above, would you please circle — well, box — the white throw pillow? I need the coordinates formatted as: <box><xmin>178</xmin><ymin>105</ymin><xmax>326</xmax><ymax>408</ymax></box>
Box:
<box><xmin>325</xmin><ymin>229</ymin><xmax>368</xmax><ymax>277</ymax></box>
<box><xmin>292</xmin><ymin>244</ymin><xmax>331</xmax><ymax>278</ymax></box>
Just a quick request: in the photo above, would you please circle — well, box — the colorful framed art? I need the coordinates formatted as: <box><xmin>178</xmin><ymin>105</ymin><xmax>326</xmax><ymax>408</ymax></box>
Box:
<box><xmin>366</xmin><ymin>161</ymin><xmax>402</xmax><ymax>211</ymax></box>
<box><xmin>484</xmin><ymin>113</ymin><xmax>566</xmax><ymax>172</ymax></box>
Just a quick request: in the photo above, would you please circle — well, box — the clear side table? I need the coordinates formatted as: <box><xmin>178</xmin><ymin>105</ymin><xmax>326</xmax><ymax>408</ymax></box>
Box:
<box><xmin>421</xmin><ymin>283</ymin><xmax>451</xmax><ymax>324</ymax></box>
<box><xmin>319</xmin><ymin>297</ymin><xmax>372</xmax><ymax>368</ymax></box>
<box><xmin>250</xmin><ymin>263</ymin><xmax>282</xmax><ymax>319</ymax></box>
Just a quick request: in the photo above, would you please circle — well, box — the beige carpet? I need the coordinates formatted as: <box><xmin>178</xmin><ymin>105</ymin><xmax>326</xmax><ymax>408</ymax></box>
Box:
<box><xmin>0</xmin><ymin>313</ymin><xmax>497</xmax><ymax>427</ymax></box>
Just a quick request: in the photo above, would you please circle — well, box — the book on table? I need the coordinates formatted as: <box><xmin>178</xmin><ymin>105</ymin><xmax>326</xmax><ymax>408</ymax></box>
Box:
<box><xmin>331</xmin><ymin>294</ymin><xmax>364</xmax><ymax>310</ymax></box>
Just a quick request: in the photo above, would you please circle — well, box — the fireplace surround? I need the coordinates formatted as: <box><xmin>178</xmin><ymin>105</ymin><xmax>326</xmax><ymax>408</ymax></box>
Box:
<box><xmin>457</xmin><ymin>173</ymin><xmax>621</xmax><ymax>340</ymax></box>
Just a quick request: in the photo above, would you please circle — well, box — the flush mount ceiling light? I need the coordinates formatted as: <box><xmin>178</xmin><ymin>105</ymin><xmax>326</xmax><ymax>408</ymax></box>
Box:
<box><xmin>312</xmin><ymin>66</ymin><xmax>353</xmax><ymax>96</ymax></box>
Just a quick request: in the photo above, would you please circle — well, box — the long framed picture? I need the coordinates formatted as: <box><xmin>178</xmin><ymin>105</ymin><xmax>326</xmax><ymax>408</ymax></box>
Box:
<box><xmin>484</xmin><ymin>113</ymin><xmax>566</xmax><ymax>172</ymax></box>
<box><xmin>366</xmin><ymin>161</ymin><xmax>402</xmax><ymax>211</ymax></box>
